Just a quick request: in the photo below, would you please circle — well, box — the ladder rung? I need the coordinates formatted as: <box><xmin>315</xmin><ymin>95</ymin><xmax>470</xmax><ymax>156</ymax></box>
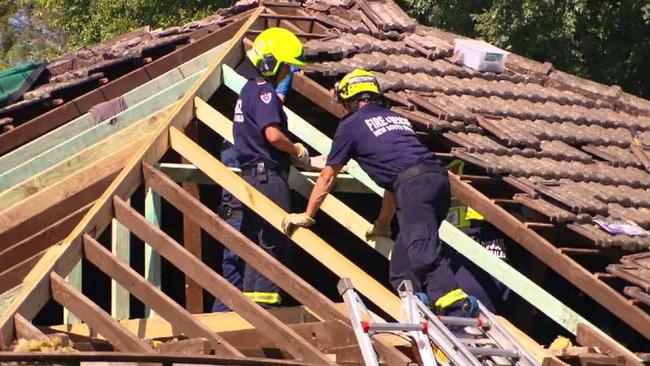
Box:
<box><xmin>439</xmin><ymin>315</ymin><xmax>487</xmax><ymax>328</ymax></box>
<box><xmin>459</xmin><ymin>338</ymin><xmax>499</xmax><ymax>346</ymax></box>
<box><xmin>466</xmin><ymin>346</ymin><xmax>520</xmax><ymax>359</ymax></box>
<box><xmin>362</xmin><ymin>321</ymin><xmax>427</xmax><ymax>333</ymax></box>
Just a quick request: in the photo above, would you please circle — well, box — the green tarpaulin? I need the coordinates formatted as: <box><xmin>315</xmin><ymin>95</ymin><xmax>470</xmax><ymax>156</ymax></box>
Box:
<box><xmin>0</xmin><ymin>61</ymin><xmax>45</xmax><ymax>106</ymax></box>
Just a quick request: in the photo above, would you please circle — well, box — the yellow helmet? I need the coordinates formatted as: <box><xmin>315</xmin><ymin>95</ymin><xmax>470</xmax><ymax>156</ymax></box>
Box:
<box><xmin>334</xmin><ymin>69</ymin><xmax>381</xmax><ymax>101</ymax></box>
<box><xmin>247</xmin><ymin>27</ymin><xmax>305</xmax><ymax>77</ymax></box>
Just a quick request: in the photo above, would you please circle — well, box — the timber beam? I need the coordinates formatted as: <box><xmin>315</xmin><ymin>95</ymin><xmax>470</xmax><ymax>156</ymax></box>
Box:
<box><xmin>0</xmin><ymin>7</ymin><xmax>262</xmax><ymax>348</ymax></box>
<box><xmin>143</xmin><ymin>164</ymin><xmax>412</xmax><ymax>364</ymax></box>
<box><xmin>449</xmin><ymin>173</ymin><xmax>650</xmax><ymax>342</ymax></box>
<box><xmin>112</xmin><ymin>195</ymin><xmax>336</xmax><ymax>365</ymax></box>
<box><xmin>50</xmin><ymin>272</ymin><xmax>154</xmax><ymax>353</ymax></box>
<box><xmin>82</xmin><ymin>234</ymin><xmax>243</xmax><ymax>356</ymax></box>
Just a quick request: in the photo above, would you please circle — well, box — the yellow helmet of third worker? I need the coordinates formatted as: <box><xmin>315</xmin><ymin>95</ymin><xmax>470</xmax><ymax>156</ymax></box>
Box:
<box><xmin>247</xmin><ymin>27</ymin><xmax>305</xmax><ymax>77</ymax></box>
<box><xmin>334</xmin><ymin>69</ymin><xmax>381</xmax><ymax>101</ymax></box>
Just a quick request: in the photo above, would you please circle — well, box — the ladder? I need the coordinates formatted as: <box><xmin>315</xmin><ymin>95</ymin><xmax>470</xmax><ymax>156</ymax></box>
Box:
<box><xmin>338</xmin><ymin>278</ymin><xmax>540</xmax><ymax>366</ymax></box>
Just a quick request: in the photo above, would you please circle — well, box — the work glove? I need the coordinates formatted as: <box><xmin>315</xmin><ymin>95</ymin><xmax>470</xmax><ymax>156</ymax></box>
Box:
<box><xmin>365</xmin><ymin>219</ymin><xmax>392</xmax><ymax>240</ymax></box>
<box><xmin>282</xmin><ymin>212</ymin><xmax>315</xmax><ymax>235</ymax></box>
<box><xmin>275</xmin><ymin>65</ymin><xmax>298</xmax><ymax>99</ymax></box>
<box><xmin>290</xmin><ymin>142</ymin><xmax>311</xmax><ymax>169</ymax></box>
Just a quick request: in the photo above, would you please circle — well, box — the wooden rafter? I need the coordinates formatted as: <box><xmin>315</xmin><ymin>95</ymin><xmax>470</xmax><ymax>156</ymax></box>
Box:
<box><xmin>168</xmin><ymin>126</ymin><xmax>404</xmax><ymax>319</ymax></box>
<box><xmin>49</xmin><ymin>272</ymin><xmax>153</xmax><ymax>353</ymax></box>
<box><xmin>143</xmin><ymin>164</ymin><xmax>412</xmax><ymax>364</ymax></box>
<box><xmin>13</xmin><ymin>314</ymin><xmax>46</xmax><ymax>341</ymax></box>
<box><xmin>112</xmin><ymin>196</ymin><xmax>336</xmax><ymax>365</ymax></box>
<box><xmin>0</xmin><ymin>6</ymin><xmax>262</xmax><ymax>348</ymax></box>
<box><xmin>0</xmin><ymin>10</ymin><xmax>254</xmax><ymax>156</ymax></box>
<box><xmin>82</xmin><ymin>234</ymin><xmax>243</xmax><ymax>357</ymax></box>
<box><xmin>450</xmin><ymin>173</ymin><xmax>650</xmax><ymax>343</ymax></box>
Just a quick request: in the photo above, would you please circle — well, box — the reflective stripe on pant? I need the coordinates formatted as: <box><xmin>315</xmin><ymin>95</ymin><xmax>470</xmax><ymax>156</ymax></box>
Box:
<box><xmin>389</xmin><ymin>171</ymin><xmax>455</xmax><ymax>302</ymax></box>
<box><xmin>244</xmin><ymin>291</ymin><xmax>282</xmax><ymax>305</ymax></box>
<box><xmin>241</xmin><ymin>172</ymin><xmax>291</xmax><ymax>305</ymax></box>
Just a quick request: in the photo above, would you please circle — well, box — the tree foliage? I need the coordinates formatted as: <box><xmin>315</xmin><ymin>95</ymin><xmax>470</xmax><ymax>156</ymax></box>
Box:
<box><xmin>0</xmin><ymin>0</ymin><xmax>230</xmax><ymax>69</ymax></box>
<box><xmin>399</xmin><ymin>0</ymin><xmax>650</xmax><ymax>98</ymax></box>
<box><xmin>0</xmin><ymin>0</ymin><xmax>65</xmax><ymax>69</ymax></box>
<box><xmin>36</xmin><ymin>0</ymin><xmax>230</xmax><ymax>47</ymax></box>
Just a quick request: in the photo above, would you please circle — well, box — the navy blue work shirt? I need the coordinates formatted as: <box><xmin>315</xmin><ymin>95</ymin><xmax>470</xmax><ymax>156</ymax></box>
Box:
<box><xmin>326</xmin><ymin>103</ymin><xmax>440</xmax><ymax>190</ymax></box>
<box><xmin>233</xmin><ymin>78</ymin><xmax>289</xmax><ymax>172</ymax></box>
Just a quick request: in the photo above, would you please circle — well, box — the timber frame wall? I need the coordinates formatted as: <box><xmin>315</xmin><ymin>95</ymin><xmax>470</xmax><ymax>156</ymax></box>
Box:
<box><xmin>0</xmin><ymin>3</ymin><xmax>643</xmax><ymax>365</ymax></box>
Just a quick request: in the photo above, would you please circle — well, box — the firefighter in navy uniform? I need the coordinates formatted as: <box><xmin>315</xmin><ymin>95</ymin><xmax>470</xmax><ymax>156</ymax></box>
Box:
<box><xmin>232</xmin><ymin>27</ymin><xmax>309</xmax><ymax>307</ymax></box>
<box><xmin>212</xmin><ymin>53</ymin><xmax>298</xmax><ymax>312</ymax></box>
<box><xmin>282</xmin><ymin>69</ymin><xmax>479</xmax><ymax>316</ymax></box>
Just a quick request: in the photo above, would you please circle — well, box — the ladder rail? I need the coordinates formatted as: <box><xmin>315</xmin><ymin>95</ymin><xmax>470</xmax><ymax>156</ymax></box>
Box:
<box><xmin>338</xmin><ymin>280</ymin><xmax>381</xmax><ymax>366</ymax></box>
<box><xmin>478</xmin><ymin>302</ymin><xmax>538</xmax><ymax>366</ymax></box>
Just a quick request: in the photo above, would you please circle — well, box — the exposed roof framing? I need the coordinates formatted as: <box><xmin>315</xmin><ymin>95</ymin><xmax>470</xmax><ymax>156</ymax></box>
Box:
<box><xmin>0</xmin><ymin>9</ymin><xmax>411</xmax><ymax>364</ymax></box>
<box><xmin>0</xmin><ymin>0</ymin><xmax>648</xmax><ymax>361</ymax></box>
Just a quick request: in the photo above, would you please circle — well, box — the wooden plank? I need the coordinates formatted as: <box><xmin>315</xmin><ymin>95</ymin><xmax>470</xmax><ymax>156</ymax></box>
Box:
<box><xmin>0</xmin><ymin>40</ymin><xmax>227</xmax><ymax>185</ymax></box>
<box><xmin>439</xmin><ymin>221</ymin><xmax>591</xmax><ymax>336</ymax></box>
<box><xmin>0</xmin><ymin>252</ymin><xmax>46</xmax><ymax>294</ymax></box>
<box><xmin>0</xmin><ymin>11</ymin><xmax>252</xmax><ymax>157</ymax></box>
<box><xmin>0</xmin><ymin>141</ymin><xmax>133</xmax><ymax>235</ymax></box>
<box><xmin>144</xmin><ymin>164</ymin><xmax>412</xmax><ymax>365</ymax></box>
<box><xmin>0</xmin><ymin>71</ymin><xmax>202</xmax><ymax>193</ymax></box>
<box><xmin>0</xmin><ymin>8</ymin><xmax>259</xmax><ymax>348</ymax></box>
<box><xmin>576</xmin><ymin>323</ymin><xmax>642</xmax><ymax>366</ymax></box>
<box><xmin>292</xmin><ymin>72</ymin><xmax>346</xmax><ymax>118</ymax></box>
<box><xmin>0</xmin><ymin>106</ymin><xmax>171</xmax><ymax>212</ymax></box>
<box><xmin>63</xmin><ymin>264</ymin><xmax>81</xmax><ymax>325</ymax></box>
<box><xmin>49</xmin><ymin>305</ymin><xmax>320</xmax><ymax>339</ymax></box>
<box><xmin>157</xmin><ymin>338</ymin><xmax>211</xmax><ymax>355</ymax></box>
<box><xmin>449</xmin><ymin>173</ymin><xmax>650</xmax><ymax>340</ymax></box>
<box><xmin>0</xmin><ymin>286</ymin><xmax>22</xmax><ymax>316</ymax></box>
<box><xmin>194</xmin><ymin>97</ymin><xmax>392</xmax><ymax>256</ymax></box>
<box><xmin>111</xmin><ymin>216</ymin><xmax>130</xmax><ymax>320</ymax></box>
<box><xmin>145</xmin><ymin>164</ymin><xmax>345</xmax><ymax>323</ymax></box>
<box><xmin>182</xmin><ymin>119</ymin><xmax>203</xmax><ymax>314</ymax></box>
<box><xmin>0</xmin><ymin>352</ymin><xmax>318</xmax><ymax>366</ymax></box>
<box><xmin>50</xmin><ymin>272</ymin><xmax>153</xmax><ymax>353</ymax></box>
<box><xmin>0</xmin><ymin>204</ymin><xmax>91</xmax><ymax>273</ymax></box>
<box><xmin>158</xmin><ymin>162</ymin><xmax>371</xmax><ymax>193</ymax></box>
<box><xmin>168</xmin><ymin>127</ymin><xmax>403</xmax><ymax>320</ymax></box>
<box><xmin>112</xmin><ymin>195</ymin><xmax>336</xmax><ymax>365</ymax></box>
<box><xmin>143</xmin><ymin>187</ymin><xmax>161</xmax><ymax>318</ymax></box>
<box><xmin>14</xmin><ymin>314</ymin><xmax>46</xmax><ymax>341</ymax></box>
<box><xmin>82</xmin><ymin>234</ymin><xmax>243</xmax><ymax>356</ymax></box>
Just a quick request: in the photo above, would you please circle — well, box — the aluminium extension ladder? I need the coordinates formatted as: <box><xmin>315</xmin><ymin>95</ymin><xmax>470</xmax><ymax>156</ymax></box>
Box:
<box><xmin>337</xmin><ymin>278</ymin><xmax>539</xmax><ymax>366</ymax></box>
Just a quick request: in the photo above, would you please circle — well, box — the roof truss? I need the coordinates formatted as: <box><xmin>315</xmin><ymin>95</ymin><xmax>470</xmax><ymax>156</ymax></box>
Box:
<box><xmin>0</xmin><ymin>3</ymin><xmax>642</xmax><ymax>365</ymax></box>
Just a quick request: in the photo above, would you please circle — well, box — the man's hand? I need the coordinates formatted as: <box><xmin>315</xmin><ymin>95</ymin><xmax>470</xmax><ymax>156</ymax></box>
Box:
<box><xmin>365</xmin><ymin>219</ymin><xmax>392</xmax><ymax>240</ymax></box>
<box><xmin>281</xmin><ymin>212</ymin><xmax>315</xmax><ymax>235</ymax></box>
<box><xmin>291</xmin><ymin>142</ymin><xmax>311</xmax><ymax>169</ymax></box>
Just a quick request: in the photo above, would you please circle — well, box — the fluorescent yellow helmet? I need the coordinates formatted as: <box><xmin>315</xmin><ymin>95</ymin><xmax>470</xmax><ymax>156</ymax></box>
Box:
<box><xmin>247</xmin><ymin>27</ymin><xmax>305</xmax><ymax>77</ymax></box>
<box><xmin>334</xmin><ymin>69</ymin><xmax>381</xmax><ymax>101</ymax></box>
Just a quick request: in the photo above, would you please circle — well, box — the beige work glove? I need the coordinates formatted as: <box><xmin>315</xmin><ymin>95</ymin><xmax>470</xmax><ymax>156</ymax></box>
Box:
<box><xmin>282</xmin><ymin>212</ymin><xmax>315</xmax><ymax>235</ymax></box>
<box><xmin>290</xmin><ymin>142</ymin><xmax>311</xmax><ymax>169</ymax></box>
<box><xmin>365</xmin><ymin>219</ymin><xmax>392</xmax><ymax>240</ymax></box>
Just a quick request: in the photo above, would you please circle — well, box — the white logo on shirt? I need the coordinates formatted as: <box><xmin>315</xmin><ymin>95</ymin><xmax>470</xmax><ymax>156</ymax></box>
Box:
<box><xmin>260</xmin><ymin>91</ymin><xmax>272</xmax><ymax>104</ymax></box>
<box><xmin>234</xmin><ymin>99</ymin><xmax>243</xmax><ymax>123</ymax></box>
<box><xmin>364</xmin><ymin>115</ymin><xmax>414</xmax><ymax>137</ymax></box>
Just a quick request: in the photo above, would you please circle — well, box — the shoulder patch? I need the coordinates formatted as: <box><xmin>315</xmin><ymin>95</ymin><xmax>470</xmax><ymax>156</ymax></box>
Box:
<box><xmin>259</xmin><ymin>90</ymin><xmax>273</xmax><ymax>104</ymax></box>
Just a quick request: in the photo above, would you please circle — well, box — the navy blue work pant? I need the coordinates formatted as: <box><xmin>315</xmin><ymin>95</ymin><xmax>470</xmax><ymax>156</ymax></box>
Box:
<box><xmin>212</xmin><ymin>143</ymin><xmax>245</xmax><ymax>312</ymax></box>
<box><xmin>211</xmin><ymin>208</ymin><xmax>243</xmax><ymax>312</ymax></box>
<box><xmin>240</xmin><ymin>172</ymin><xmax>291</xmax><ymax>305</ymax></box>
<box><xmin>389</xmin><ymin>171</ymin><xmax>455</xmax><ymax>303</ymax></box>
